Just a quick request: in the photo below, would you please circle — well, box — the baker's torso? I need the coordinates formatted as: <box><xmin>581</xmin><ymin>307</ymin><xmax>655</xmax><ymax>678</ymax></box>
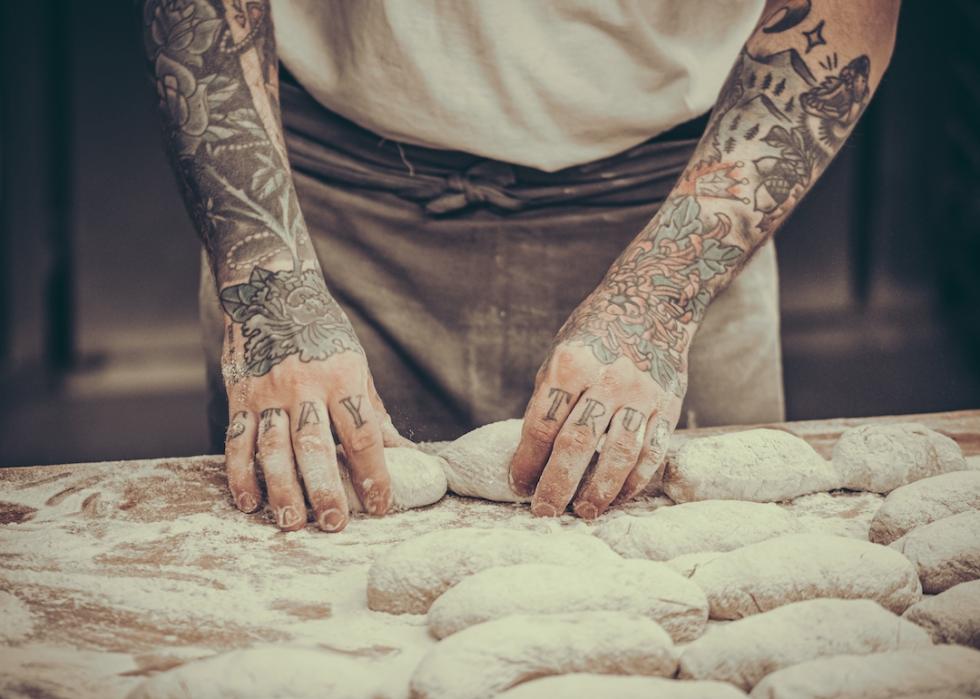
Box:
<box><xmin>270</xmin><ymin>0</ymin><xmax>764</xmax><ymax>171</ymax></box>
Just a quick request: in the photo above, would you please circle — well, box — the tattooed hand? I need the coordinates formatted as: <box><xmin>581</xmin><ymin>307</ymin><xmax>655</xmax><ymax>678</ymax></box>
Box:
<box><xmin>507</xmin><ymin>198</ymin><xmax>733</xmax><ymax>519</ymax></box>
<box><xmin>221</xmin><ymin>264</ymin><xmax>411</xmax><ymax>531</ymax></box>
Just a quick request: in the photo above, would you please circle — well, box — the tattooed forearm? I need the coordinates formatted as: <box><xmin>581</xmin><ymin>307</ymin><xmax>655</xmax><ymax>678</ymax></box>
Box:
<box><xmin>143</xmin><ymin>0</ymin><xmax>360</xmax><ymax>376</ymax></box>
<box><xmin>562</xmin><ymin>1</ymin><xmax>889</xmax><ymax>394</ymax></box>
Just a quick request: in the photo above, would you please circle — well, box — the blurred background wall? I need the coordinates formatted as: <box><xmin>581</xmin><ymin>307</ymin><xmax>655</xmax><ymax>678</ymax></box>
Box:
<box><xmin>1</xmin><ymin>1</ymin><xmax>978</xmax><ymax>467</ymax></box>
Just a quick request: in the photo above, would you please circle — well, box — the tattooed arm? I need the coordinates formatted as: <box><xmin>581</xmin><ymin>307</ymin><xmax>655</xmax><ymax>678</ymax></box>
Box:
<box><xmin>141</xmin><ymin>0</ymin><xmax>407</xmax><ymax>532</ymax></box>
<box><xmin>509</xmin><ymin>0</ymin><xmax>900</xmax><ymax>519</ymax></box>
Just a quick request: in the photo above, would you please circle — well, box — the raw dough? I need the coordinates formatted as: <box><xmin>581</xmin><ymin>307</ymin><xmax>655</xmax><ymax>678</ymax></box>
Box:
<box><xmin>667</xmin><ymin>551</ymin><xmax>726</xmax><ymax>578</ymax></box>
<box><xmin>869</xmin><ymin>470</ymin><xmax>980</xmax><ymax>545</ymax></box>
<box><xmin>902</xmin><ymin>580</ymin><xmax>980</xmax><ymax>648</ymax></box>
<box><xmin>678</xmin><ymin>598</ymin><xmax>931</xmax><ymax>691</ymax></box>
<box><xmin>664</xmin><ymin>429</ymin><xmax>837</xmax><ymax>503</ymax></box>
<box><xmin>409</xmin><ymin>611</ymin><xmax>677</xmax><ymax>699</ymax></box>
<box><xmin>438</xmin><ymin>419</ymin><xmax>528</xmax><ymax>503</ymax></box>
<box><xmin>594</xmin><ymin>501</ymin><xmax>801</xmax><ymax>560</ymax></box>
<box><xmin>367</xmin><ymin>527</ymin><xmax>620</xmax><ymax>614</ymax></box>
<box><xmin>688</xmin><ymin>533</ymin><xmax>921</xmax><ymax>619</ymax></box>
<box><xmin>496</xmin><ymin>674</ymin><xmax>748</xmax><ymax>698</ymax></box>
<box><xmin>748</xmin><ymin>645</ymin><xmax>980</xmax><ymax>699</ymax></box>
<box><xmin>341</xmin><ymin>447</ymin><xmax>448</xmax><ymax>512</ymax></box>
<box><xmin>427</xmin><ymin>559</ymin><xmax>708</xmax><ymax>642</ymax></box>
<box><xmin>890</xmin><ymin>510</ymin><xmax>980</xmax><ymax>593</ymax></box>
<box><xmin>126</xmin><ymin>646</ymin><xmax>380</xmax><ymax>699</ymax></box>
<box><xmin>832</xmin><ymin>422</ymin><xmax>967</xmax><ymax>493</ymax></box>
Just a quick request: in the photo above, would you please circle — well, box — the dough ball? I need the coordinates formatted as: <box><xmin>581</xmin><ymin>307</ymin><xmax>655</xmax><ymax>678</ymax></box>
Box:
<box><xmin>341</xmin><ymin>447</ymin><xmax>448</xmax><ymax>512</ymax></box>
<box><xmin>664</xmin><ymin>429</ymin><xmax>837</xmax><ymax>503</ymax></box>
<box><xmin>678</xmin><ymin>598</ymin><xmax>931</xmax><ymax>691</ymax></box>
<box><xmin>438</xmin><ymin>419</ymin><xmax>528</xmax><ymax>503</ymax></box>
<box><xmin>689</xmin><ymin>533</ymin><xmax>921</xmax><ymax>619</ymax></box>
<box><xmin>496</xmin><ymin>674</ymin><xmax>748</xmax><ymax>698</ymax></box>
<box><xmin>833</xmin><ymin>422</ymin><xmax>967</xmax><ymax>494</ymax></box>
<box><xmin>749</xmin><ymin>645</ymin><xmax>980</xmax><ymax>699</ymax></box>
<box><xmin>890</xmin><ymin>510</ymin><xmax>980</xmax><ymax>593</ymax></box>
<box><xmin>594</xmin><ymin>501</ymin><xmax>801</xmax><ymax>560</ymax></box>
<box><xmin>667</xmin><ymin>551</ymin><xmax>726</xmax><ymax>578</ymax></box>
<box><xmin>427</xmin><ymin>559</ymin><xmax>708</xmax><ymax>642</ymax></box>
<box><xmin>869</xmin><ymin>470</ymin><xmax>980</xmax><ymax>545</ymax></box>
<box><xmin>409</xmin><ymin>611</ymin><xmax>677</xmax><ymax>699</ymax></box>
<box><xmin>126</xmin><ymin>646</ymin><xmax>379</xmax><ymax>699</ymax></box>
<box><xmin>902</xmin><ymin>580</ymin><xmax>980</xmax><ymax>648</ymax></box>
<box><xmin>367</xmin><ymin>527</ymin><xmax>620</xmax><ymax>614</ymax></box>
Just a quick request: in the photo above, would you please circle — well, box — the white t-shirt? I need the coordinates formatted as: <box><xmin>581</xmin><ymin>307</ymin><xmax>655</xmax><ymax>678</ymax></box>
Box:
<box><xmin>271</xmin><ymin>0</ymin><xmax>764</xmax><ymax>172</ymax></box>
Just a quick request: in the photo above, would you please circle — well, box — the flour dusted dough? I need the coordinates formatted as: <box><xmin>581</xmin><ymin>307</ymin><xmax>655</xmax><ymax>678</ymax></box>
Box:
<box><xmin>437</xmin><ymin>419</ymin><xmax>528</xmax><ymax>503</ymax></box>
<box><xmin>595</xmin><ymin>501</ymin><xmax>801</xmax><ymax>560</ymax></box>
<box><xmin>890</xmin><ymin>510</ymin><xmax>980</xmax><ymax>593</ymax></box>
<box><xmin>667</xmin><ymin>551</ymin><xmax>726</xmax><ymax>577</ymax></box>
<box><xmin>748</xmin><ymin>645</ymin><xmax>980</xmax><ymax>699</ymax></box>
<box><xmin>902</xmin><ymin>580</ymin><xmax>980</xmax><ymax>648</ymax></box>
<box><xmin>427</xmin><ymin>559</ymin><xmax>708</xmax><ymax>642</ymax></box>
<box><xmin>688</xmin><ymin>533</ymin><xmax>921</xmax><ymax>619</ymax></box>
<box><xmin>126</xmin><ymin>647</ymin><xmax>379</xmax><ymax>699</ymax></box>
<box><xmin>869</xmin><ymin>470</ymin><xmax>980</xmax><ymax>545</ymax></box>
<box><xmin>341</xmin><ymin>447</ymin><xmax>448</xmax><ymax>512</ymax></box>
<box><xmin>409</xmin><ymin>611</ymin><xmax>677</xmax><ymax>699</ymax></box>
<box><xmin>833</xmin><ymin>422</ymin><xmax>967</xmax><ymax>493</ymax></box>
<box><xmin>664</xmin><ymin>429</ymin><xmax>837</xmax><ymax>503</ymax></box>
<box><xmin>367</xmin><ymin>527</ymin><xmax>620</xmax><ymax>614</ymax></box>
<box><xmin>678</xmin><ymin>598</ymin><xmax>931</xmax><ymax>691</ymax></box>
<box><xmin>496</xmin><ymin>674</ymin><xmax>748</xmax><ymax>699</ymax></box>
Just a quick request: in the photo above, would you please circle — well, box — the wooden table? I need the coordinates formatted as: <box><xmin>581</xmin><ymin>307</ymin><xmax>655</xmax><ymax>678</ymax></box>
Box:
<box><xmin>1</xmin><ymin>410</ymin><xmax>977</xmax><ymax>698</ymax></box>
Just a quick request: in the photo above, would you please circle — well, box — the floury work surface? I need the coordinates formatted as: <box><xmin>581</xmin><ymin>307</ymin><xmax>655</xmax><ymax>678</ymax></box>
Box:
<box><xmin>0</xmin><ymin>411</ymin><xmax>978</xmax><ymax>698</ymax></box>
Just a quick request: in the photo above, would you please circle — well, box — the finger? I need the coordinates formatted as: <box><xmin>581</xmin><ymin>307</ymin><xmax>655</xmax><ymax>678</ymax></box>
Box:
<box><xmin>508</xmin><ymin>383</ymin><xmax>584</xmax><ymax>497</ymax></box>
<box><xmin>225</xmin><ymin>408</ymin><xmax>261</xmax><ymax>513</ymax></box>
<box><xmin>330</xmin><ymin>386</ymin><xmax>392</xmax><ymax>516</ymax></box>
<box><xmin>572</xmin><ymin>405</ymin><xmax>647</xmax><ymax>519</ymax></box>
<box><xmin>615</xmin><ymin>403</ymin><xmax>681</xmax><ymax>504</ymax></box>
<box><xmin>256</xmin><ymin>407</ymin><xmax>308</xmax><ymax>531</ymax></box>
<box><xmin>291</xmin><ymin>400</ymin><xmax>349</xmax><ymax>532</ymax></box>
<box><xmin>531</xmin><ymin>391</ymin><xmax>613</xmax><ymax>517</ymax></box>
<box><xmin>366</xmin><ymin>373</ymin><xmax>414</xmax><ymax>448</ymax></box>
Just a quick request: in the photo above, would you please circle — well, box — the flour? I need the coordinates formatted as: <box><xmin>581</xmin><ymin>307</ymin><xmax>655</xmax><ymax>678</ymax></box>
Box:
<box><xmin>870</xmin><ymin>470</ymin><xmax>980</xmax><ymax>545</ymax></box>
<box><xmin>664</xmin><ymin>429</ymin><xmax>837</xmax><ymax>503</ymax></box>
<box><xmin>902</xmin><ymin>580</ymin><xmax>980</xmax><ymax>648</ymax></box>
<box><xmin>678</xmin><ymin>598</ymin><xmax>931</xmax><ymax>691</ymax></box>
<box><xmin>832</xmin><ymin>422</ymin><xmax>968</xmax><ymax>493</ymax></box>
<box><xmin>890</xmin><ymin>510</ymin><xmax>980</xmax><ymax>593</ymax></box>
<box><xmin>689</xmin><ymin>534</ymin><xmax>922</xmax><ymax>619</ymax></box>
<box><xmin>749</xmin><ymin>645</ymin><xmax>980</xmax><ymax>699</ymax></box>
<box><xmin>0</xmin><ymin>590</ymin><xmax>35</xmax><ymax>643</ymax></box>
<box><xmin>409</xmin><ymin>611</ymin><xmax>677</xmax><ymax>699</ymax></box>
<box><xmin>437</xmin><ymin>420</ymin><xmax>529</xmax><ymax>503</ymax></box>
<box><xmin>126</xmin><ymin>646</ymin><xmax>383</xmax><ymax>699</ymax></box>
<box><xmin>496</xmin><ymin>674</ymin><xmax>749</xmax><ymax>698</ymax></box>
<box><xmin>427</xmin><ymin>559</ymin><xmax>708</xmax><ymax>642</ymax></box>
<box><xmin>367</xmin><ymin>527</ymin><xmax>620</xmax><ymax>614</ymax></box>
<box><xmin>594</xmin><ymin>501</ymin><xmax>802</xmax><ymax>560</ymax></box>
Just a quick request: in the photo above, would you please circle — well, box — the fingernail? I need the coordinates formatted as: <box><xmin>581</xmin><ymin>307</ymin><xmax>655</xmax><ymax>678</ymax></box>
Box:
<box><xmin>318</xmin><ymin>508</ymin><xmax>346</xmax><ymax>532</ymax></box>
<box><xmin>236</xmin><ymin>491</ymin><xmax>258</xmax><ymax>513</ymax></box>
<box><xmin>531</xmin><ymin>501</ymin><xmax>557</xmax><ymax>518</ymax></box>
<box><xmin>574</xmin><ymin>501</ymin><xmax>598</xmax><ymax>520</ymax></box>
<box><xmin>276</xmin><ymin>505</ymin><xmax>302</xmax><ymax>529</ymax></box>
